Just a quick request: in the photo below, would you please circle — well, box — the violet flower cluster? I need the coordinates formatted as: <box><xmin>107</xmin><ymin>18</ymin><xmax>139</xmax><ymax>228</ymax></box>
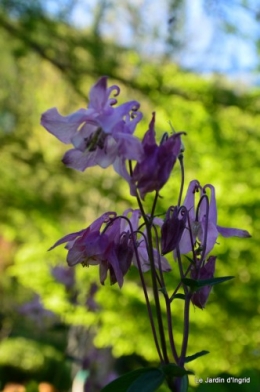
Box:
<box><xmin>41</xmin><ymin>76</ymin><xmax>250</xmax><ymax>391</ymax></box>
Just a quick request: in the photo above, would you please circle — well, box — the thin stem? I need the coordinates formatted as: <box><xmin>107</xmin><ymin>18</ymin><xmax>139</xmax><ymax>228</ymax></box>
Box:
<box><xmin>165</xmin><ymin>296</ymin><xmax>179</xmax><ymax>363</ymax></box>
<box><xmin>169</xmin><ymin>264</ymin><xmax>192</xmax><ymax>303</ymax></box>
<box><xmin>146</xmin><ymin>223</ymin><xmax>169</xmax><ymax>364</ymax></box>
<box><xmin>177</xmin><ymin>154</ymin><xmax>185</xmax><ymax>207</ymax></box>
<box><xmin>126</xmin><ymin>173</ymin><xmax>169</xmax><ymax>363</ymax></box>
<box><xmin>151</xmin><ymin>191</ymin><xmax>159</xmax><ymax>220</ymax></box>
<box><xmin>176</xmin><ymin>248</ymin><xmax>191</xmax><ymax>367</ymax></box>
<box><xmin>179</xmin><ymin>292</ymin><xmax>191</xmax><ymax>366</ymax></box>
<box><xmin>134</xmin><ymin>231</ymin><xmax>164</xmax><ymax>363</ymax></box>
<box><xmin>151</xmin><ymin>223</ymin><xmax>166</xmax><ymax>289</ymax></box>
<box><xmin>105</xmin><ymin>215</ymin><xmax>164</xmax><ymax>362</ymax></box>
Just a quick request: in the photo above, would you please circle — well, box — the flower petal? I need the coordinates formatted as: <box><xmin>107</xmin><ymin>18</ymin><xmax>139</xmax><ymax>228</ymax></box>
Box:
<box><xmin>217</xmin><ymin>225</ymin><xmax>251</xmax><ymax>238</ymax></box>
<box><xmin>62</xmin><ymin>149</ymin><xmax>96</xmax><ymax>171</ymax></box>
<box><xmin>49</xmin><ymin>229</ymin><xmax>86</xmax><ymax>250</ymax></box>
<box><xmin>41</xmin><ymin>108</ymin><xmax>87</xmax><ymax>144</ymax></box>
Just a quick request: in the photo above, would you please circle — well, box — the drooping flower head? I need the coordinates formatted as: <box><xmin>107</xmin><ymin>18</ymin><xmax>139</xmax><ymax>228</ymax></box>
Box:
<box><xmin>131</xmin><ymin>112</ymin><xmax>182</xmax><ymax>199</ymax></box>
<box><xmin>191</xmin><ymin>255</ymin><xmax>216</xmax><ymax>309</ymax></box>
<box><xmin>161</xmin><ymin>206</ymin><xmax>187</xmax><ymax>255</ymax></box>
<box><xmin>49</xmin><ymin>209</ymin><xmax>171</xmax><ymax>287</ymax></box>
<box><xmin>41</xmin><ymin>76</ymin><xmax>143</xmax><ymax>176</ymax></box>
<box><xmin>178</xmin><ymin>180</ymin><xmax>251</xmax><ymax>257</ymax></box>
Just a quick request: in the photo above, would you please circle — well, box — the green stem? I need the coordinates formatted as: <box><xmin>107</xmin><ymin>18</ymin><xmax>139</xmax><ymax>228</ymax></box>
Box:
<box><xmin>146</xmin><ymin>223</ymin><xmax>169</xmax><ymax>364</ymax></box>
<box><xmin>176</xmin><ymin>248</ymin><xmax>191</xmax><ymax>367</ymax></box>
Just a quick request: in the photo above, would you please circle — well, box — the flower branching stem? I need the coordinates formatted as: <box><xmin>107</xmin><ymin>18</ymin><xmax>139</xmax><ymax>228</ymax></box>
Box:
<box><xmin>43</xmin><ymin>77</ymin><xmax>251</xmax><ymax>392</ymax></box>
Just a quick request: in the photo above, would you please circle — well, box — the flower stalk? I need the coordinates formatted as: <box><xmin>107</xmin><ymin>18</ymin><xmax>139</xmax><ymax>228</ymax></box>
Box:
<box><xmin>41</xmin><ymin>76</ymin><xmax>251</xmax><ymax>392</ymax></box>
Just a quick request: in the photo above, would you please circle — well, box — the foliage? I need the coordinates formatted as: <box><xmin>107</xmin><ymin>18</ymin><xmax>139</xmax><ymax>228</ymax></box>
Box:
<box><xmin>0</xmin><ymin>5</ymin><xmax>259</xmax><ymax>391</ymax></box>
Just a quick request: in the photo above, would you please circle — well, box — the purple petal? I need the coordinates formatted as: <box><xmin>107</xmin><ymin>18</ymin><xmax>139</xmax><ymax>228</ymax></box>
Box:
<box><xmin>88</xmin><ymin>76</ymin><xmax>108</xmax><ymax>111</ymax></box>
<box><xmin>178</xmin><ymin>228</ymin><xmax>194</xmax><ymax>255</ymax></box>
<box><xmin>217</xmin><ymin>225</ymin><xmax>251</xmax><ymax>238</ymax></box>
<box><xmin>124</xmin><ymin>111</ymin><xmax>143</xmax><ymax>134</ymax></box>
<box><xmin>113</xmin><ymin>156</ymin><xmax>131</xmax><ymax>184</ymax></box>
<box><xmin>90</xmin><ymin>212</ymin><xmax>117</xmax><ymax>232</ymax></box>
<box><xmin>142</xmin><ymin>113</ymin><xmax>156</xmax><ymax>147</ymax></box>
<box><xmin>97</xmin><ymin>101</ymin><xmax>141</xmax><ymax>134</ymax></box>
<box><xmin>153</xmin><ymin>250</ymin><xmax>172</xmax><ymax>272</ymax></box>
<box><xmin>94</xmin><ymin>137</ymin><xmax>117</xmax><ymax>168</ymax></box>
<box><xmin>203</xmin><ymin>184</ymin><xmax>217</xmax><ymax>225</ymax></box>
<box><xmin>120</xmin><ymin>209</ymin><xmax>140</xmax><ymax>233</ymax></box>
<box><xmin>199</xmin><ymin>220</ymin><xmax>219</xmax><ymax>255</ymax></box>
<box><xmin>106</xmin><ymin>246</ymin><xmax>124</xmax><ymax>287</ymax></box>
<box><xmin>62</xmin><ymin>149</ymin><xmax>96</xmax><ymax>171</ymax></box>
<box><xmin>49</xmin><ymin>229</ymin><xmax>87</xmax><ymax>250</ymax></box>
<box><xmin>183</xmin><ymin>180</ymin><xmax>200</xmax><ymax>221</ymax></box>
<box><xmin>114</xmin><ymin>132</ymin><xmax>144</xmax><ymax>161</ymax></box>
<box><xmin>41</xmin><ymin>108</ymin><xmax>88</xmax><ymax>144</ymax></box>
<box><xmin>191</xmin><ymin>256</ymin><xmax>216</xmax><ymax>309</ymax></box>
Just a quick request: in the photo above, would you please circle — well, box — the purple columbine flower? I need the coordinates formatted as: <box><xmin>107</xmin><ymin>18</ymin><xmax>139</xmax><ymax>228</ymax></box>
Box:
<box><xmin>49</xmin><ymin>210</ymin><xmax>139</xmax><ymax>287</ymax></box>
<box><xmin>50</xmin><ymin>209</ymin><xmax>171</xmax><ymax>287</ymax></box>
<box><xmin>51</xmin><ymin>265</ymin><xmax>75</xmax><ymax>289</ymax></box>
<box><xmin>190</xmin><ymin>256</ymin><xmax>216</xmax><ymax>309</ymax></box>
<box><xmin>49</xmin><ymin>211</ymin><xmax>126</xmax><ymax>286</ymax></box>
<box><xmin>161</xmin><ymin>206</ymin><xmax>187</xmax><ymax>255</ymax></box>
<box><xmin>41</xmin><ymin>76</ymin><xmax>143</xmax><ymax>175</ymax></box>
<box><xmin>18</xmin><ymin>294</ymin><xmax>56</xmax><ymax>324</ymax></box>
<box><xmin>178</xmin><ymin>180</ymin><xmax>251</xmax><ymax>256</ymax></box>
<box><xmin>131</xmin><ymin>112</ymin><xmax>182</xmax><ymax>199</ymax></box>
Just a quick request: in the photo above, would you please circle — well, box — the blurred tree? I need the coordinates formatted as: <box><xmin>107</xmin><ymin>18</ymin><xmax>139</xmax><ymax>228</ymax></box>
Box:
<box><xmin>0</xmin><ymin>0</ymin><xmax>260</xmax><ymax>74</ymax></box>
<box><xmin>0</xmin><ymin>1</ymin><xmax>259</xmax><ymax>391</ymax></box>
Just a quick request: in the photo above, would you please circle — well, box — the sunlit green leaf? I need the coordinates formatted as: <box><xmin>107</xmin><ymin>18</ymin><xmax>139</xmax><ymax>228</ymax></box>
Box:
<box><xmin>182</xmin><ymin>276</ymin><xmax>234</xmax><ymax>291</ymax></box>
<box><xmin>185</xmin><ymin>350</ymin><xmax>210</xmax><ymax>363</ymax></box>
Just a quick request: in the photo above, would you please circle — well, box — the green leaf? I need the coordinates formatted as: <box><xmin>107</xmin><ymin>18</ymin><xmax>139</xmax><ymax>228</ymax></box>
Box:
<box><xmin>161</xmin><ymin>363</ymin><xmax>193</xmax><ymax>377</ymax></box>
<box><xmin>127</xmin><ymin>369</ymin><xmax>164</xmax><ymax>392</ymax></box>
<box><xmin>182</xmin><ymin>276</ymin><xmax>234</xmax><ymax>291</ymax></box>
<box><xmin>100</xmin><ymin>368</ymin><xmax>159</xmax><ymax>392</ymax></box>
<box><xmin>172</xmin><ymin>293</ymin><xmax>186</xmax><ymax>300</ymax></box>
<box><xmin>184</xmin><ymin>350</ymin><xmax>210</xmax><ymax>363</ymax></box>
<box><xmin>184</xmin><ymin>255</ymin><xmax>196</xmax><ymax>265</ymax></box>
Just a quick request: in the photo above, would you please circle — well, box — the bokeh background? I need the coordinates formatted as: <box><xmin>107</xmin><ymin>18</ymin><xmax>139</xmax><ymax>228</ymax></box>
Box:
<box><xmin>0</xmin><ymin>1</ymin><xmax>259</xmax><ymax>391</ymax></box>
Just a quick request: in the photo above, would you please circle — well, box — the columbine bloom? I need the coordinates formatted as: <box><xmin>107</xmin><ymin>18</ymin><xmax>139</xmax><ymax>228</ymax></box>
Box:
<box><xmin>49</xmin><ymin>209</ymin><xmax>171</xmax><ymax>287</ymax></box>
<box><xmin>161</xmin><ymin>206</ymin><xmax>187</xmax><ymax>255</ymax></box>
<box><xmin>131</xmin><ymin>112</ymin><xmax>182</xmax><ymax>199</ymax></box>
<box><xmin>190</xmin><ymin>256</ymin><xmax>216</xmax><ymax>309</ymax></box>
<box><xmin>51</xmin><ymin>265</ymin><xmax>75</xmax><ymax>289</ymax></box>
<box><xmin>49</xmin><ymin>211</ymin><xmax>127</xmax><ymax>287</ymax></box>
<box><xmin>41</xmin><ymin>76</ymin><xmax>143</xmax><ymax>175</ymax></box>
<box><xmin>178</xmin><ymin>180</ymin><xmax>251</xmax><ymax>256</ymax></box>
<box><xmin>18</xmin><ymin>295</ymin><xmax>56</xmax><ymax>324</ymax></box>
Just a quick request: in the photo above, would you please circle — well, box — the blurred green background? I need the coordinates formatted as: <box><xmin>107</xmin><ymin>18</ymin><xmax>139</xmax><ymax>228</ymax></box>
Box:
<box><xmin>0</xmin><ymin>1</ymin><xmax>259</xmax><ymax>391</ymax></box>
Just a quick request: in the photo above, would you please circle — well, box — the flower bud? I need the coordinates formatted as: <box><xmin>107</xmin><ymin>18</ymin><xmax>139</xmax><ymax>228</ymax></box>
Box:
<box><xmin>161</xmin><ymin>206</ymin><xmax>187</xmax><ymax>255</ymax></box>
<box><xmin>191</xmin><ymin>256</ymin><xmax>216</xmax><ymax>309</ymax></box>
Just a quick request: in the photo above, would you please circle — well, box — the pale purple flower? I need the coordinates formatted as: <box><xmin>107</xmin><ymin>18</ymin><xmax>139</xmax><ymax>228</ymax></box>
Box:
<box><xmin>41</xmin><ymin>76</ymin><xmax>143</xmax><ymax>174</ymax></box>
<box><xmin>18</xmin><ymin>295</ymin><xmax>56</xmax><ymax>324</ymax></box>
<box><xmin>178</xmin><ymin>180</ymin><xmax>251</xmax><ymax>256</ymax></box>
<box><xmin>51</xmin><ymin>265</ymin><xmax>75</xmax><ymax>289</ymax></box>
<box><xmin>131</xmin><ymin>112</ymin><xmax>182</xmax><ymax>199</ymax></box>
